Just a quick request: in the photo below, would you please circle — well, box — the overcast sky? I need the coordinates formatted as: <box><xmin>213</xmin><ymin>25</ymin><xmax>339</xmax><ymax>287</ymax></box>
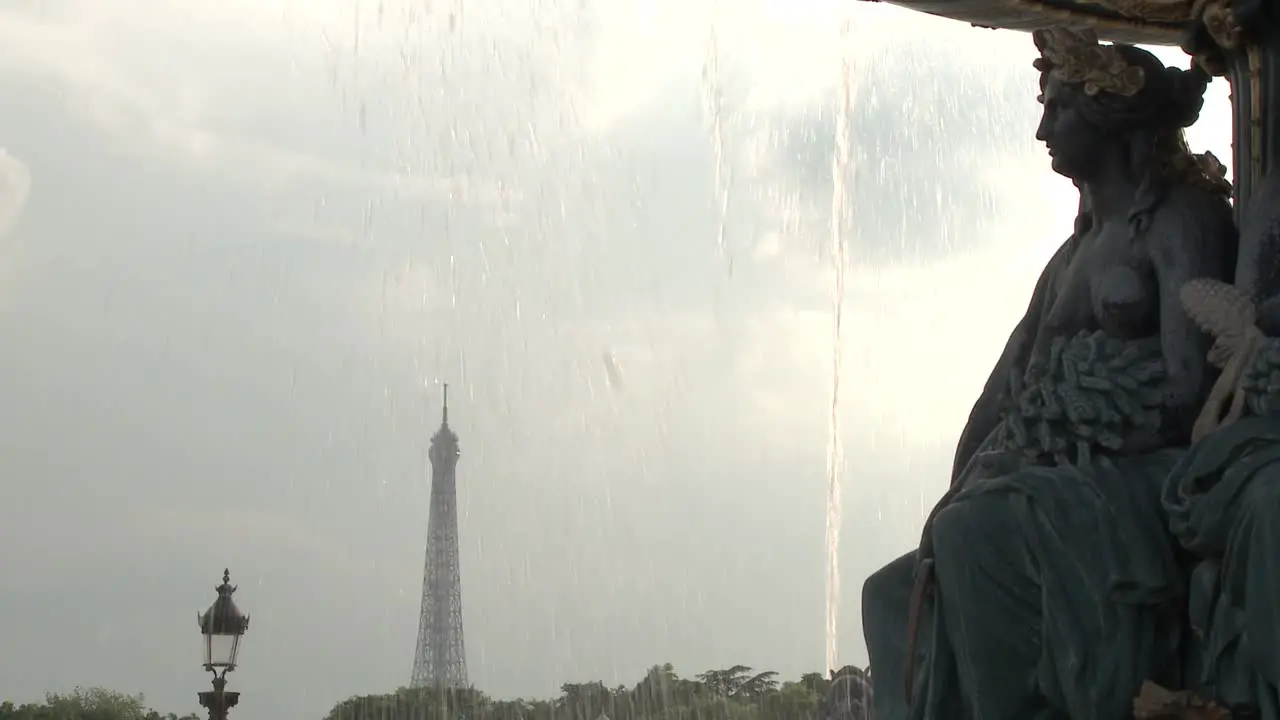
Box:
<box><xmin>0</xmin><ymin>1</ymin><xmax>1233</xmax><ymax>719</ymax></box>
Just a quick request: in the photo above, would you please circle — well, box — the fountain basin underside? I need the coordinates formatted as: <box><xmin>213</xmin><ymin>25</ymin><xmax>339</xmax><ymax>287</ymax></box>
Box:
<box><xmin>864</xmin><ymin>0</ymin><xmax>1187</xmax><ymax>45</ymax></box>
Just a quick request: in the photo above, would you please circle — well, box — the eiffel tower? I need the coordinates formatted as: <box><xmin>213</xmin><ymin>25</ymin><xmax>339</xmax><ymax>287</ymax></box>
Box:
<box><xmin>410</xmin><ymin>384</ymin><xmax>468</xmax><ymax>689</ymax></box>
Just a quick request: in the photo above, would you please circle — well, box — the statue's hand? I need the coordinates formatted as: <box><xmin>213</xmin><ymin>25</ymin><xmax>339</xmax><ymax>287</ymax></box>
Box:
<box><xmin>1208</xmin><ymin>335</ymin><xmax>1234</xmax><ymax>369</ymax></box>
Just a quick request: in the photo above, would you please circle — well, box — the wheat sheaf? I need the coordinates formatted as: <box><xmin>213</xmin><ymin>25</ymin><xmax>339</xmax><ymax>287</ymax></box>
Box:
<box><xmin>1180</xmin><ymin>278</ymin><xmax>1264</xmax><ymax>441</ymax></box>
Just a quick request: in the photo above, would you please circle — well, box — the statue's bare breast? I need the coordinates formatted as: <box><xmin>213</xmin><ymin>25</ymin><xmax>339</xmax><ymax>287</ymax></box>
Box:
<box><xmin>1039</xmin><ymin>223</ymin><xmax>1159</xmax><ymax>351</ymax></box>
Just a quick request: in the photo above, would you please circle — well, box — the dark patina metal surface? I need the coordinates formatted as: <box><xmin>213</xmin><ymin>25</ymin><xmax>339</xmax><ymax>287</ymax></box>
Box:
<box><xmin>860</xmin><ymin>0</ymin><xmax>1188</xmax><ymax>45</ymax></box>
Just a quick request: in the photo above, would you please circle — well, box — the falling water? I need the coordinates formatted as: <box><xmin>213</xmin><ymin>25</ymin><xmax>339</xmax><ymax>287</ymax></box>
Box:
<box><xmin>826</xmin><ymin>19</ymin><xmax>854</xmax><ymax>677</ymax></box>
<box><xmin>700</xmin><ymin>13</ymin><xmax>734</xmax><ymax>277</ymax></box>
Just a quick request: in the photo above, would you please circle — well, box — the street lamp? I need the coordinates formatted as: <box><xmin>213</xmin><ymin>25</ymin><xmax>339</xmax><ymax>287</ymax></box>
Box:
<box><xmin>198</xmin><ymin>569</ymin><xmax>250</xmax><ymax>720</ymax></box>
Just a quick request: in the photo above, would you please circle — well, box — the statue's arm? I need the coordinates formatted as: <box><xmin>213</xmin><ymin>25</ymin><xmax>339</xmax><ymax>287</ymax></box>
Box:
<box><xmin>1150</xmin><ymin>193</ymin><xmax>1236</xmax><ymax>438</ymax></box>
<box><xmin>950</xmin><ymin>240</ymin><xmax>1068</xmax><ymax>480</ymax></box>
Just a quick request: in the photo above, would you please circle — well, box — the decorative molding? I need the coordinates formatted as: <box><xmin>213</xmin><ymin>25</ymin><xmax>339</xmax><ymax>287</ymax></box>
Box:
<box><xmin>1076</xmin><ymin>0</ymin><xmax>1195</xmax><ymax>22</ymax></box>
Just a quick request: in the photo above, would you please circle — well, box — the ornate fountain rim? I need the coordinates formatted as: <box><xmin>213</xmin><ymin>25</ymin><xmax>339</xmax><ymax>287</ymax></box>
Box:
<box><xmin>863</xmin><ymin>0</ymin><xmax>1192</xmax><ymax>45</ymax></box>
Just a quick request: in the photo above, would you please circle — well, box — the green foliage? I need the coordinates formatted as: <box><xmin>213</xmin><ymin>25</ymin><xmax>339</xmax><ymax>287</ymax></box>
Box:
<box><xmin>0</xmin><ymin>666</ymin><xmax>843</xmax><ymax>720</ymax></box>
<box><xmin>323</xmin><ymin>665</ymin><xmax>835</xmax><ymax>720</ymax></box>
<box><xmin>0</xmin><ymin>687</ymin><xmax>199</xmax><ymax>720</ymax></box>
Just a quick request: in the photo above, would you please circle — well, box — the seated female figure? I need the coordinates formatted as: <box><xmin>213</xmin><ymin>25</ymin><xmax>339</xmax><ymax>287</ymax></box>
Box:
<box><xmin>861</xmin><ymin>28</ymin><xmax>1237</xmax><ymax>720</ymax></box>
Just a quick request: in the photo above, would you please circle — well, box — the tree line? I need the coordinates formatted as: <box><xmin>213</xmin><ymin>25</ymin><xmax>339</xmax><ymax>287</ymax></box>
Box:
<box><xmin>0</xmin><ymin>664</ymin><xmax>873</xmax><ymax>720</ymax></box>
<box><xmin>324</xmin><ymin>664</ymin><xmax>872</xmax><ymax>720</ymax></box>
<box><xmin>0</xmin><ymin>687</ymin><xmax>198</xmax><ymax>720</ymax></box>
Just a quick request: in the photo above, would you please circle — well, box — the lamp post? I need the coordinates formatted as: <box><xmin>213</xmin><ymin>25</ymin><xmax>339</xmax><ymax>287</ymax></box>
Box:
<box><xmin>198</xmin><ymin>569</ymin><xmax>250</xmax><ymax>720</ymax></box>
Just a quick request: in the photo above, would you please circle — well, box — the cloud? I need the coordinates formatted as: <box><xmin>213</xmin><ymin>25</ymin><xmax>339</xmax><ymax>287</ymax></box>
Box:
<box><xmin>738</xmin><ymin>57</ymin><xmax>1039</xmax><ymax>264</ymax></box>
<box><xmin>0</xmin><ymin>2</ymin><xmax>520</xmax><ymax>208</ymax></box>
<box><xmin>0</xmin><ymin>148</ymin><xmax>31</xmax><ymax>238</ymax></box>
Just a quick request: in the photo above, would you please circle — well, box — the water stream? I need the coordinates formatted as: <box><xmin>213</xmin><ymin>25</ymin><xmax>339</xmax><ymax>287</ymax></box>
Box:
<box><xmin>698</xmin><ymin>7</ymin><xmax>855</xmax><ymax>676</ymax></box>
<box><xmin>826</xmin><ymin>19</ymin><xmax>854</xmax><ymax>676</ymax></box>
<box><xmin>700</xmin><ymin>7</ymin><xmax>734</xmax><ymax>277</ymax></box>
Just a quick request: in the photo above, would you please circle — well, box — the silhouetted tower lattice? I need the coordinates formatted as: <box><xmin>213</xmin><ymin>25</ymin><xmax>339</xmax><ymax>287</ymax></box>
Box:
<box><xmin>411</xmin><ymin>384</ymin><xmax>469</xmax><ymax>689</ymax></box>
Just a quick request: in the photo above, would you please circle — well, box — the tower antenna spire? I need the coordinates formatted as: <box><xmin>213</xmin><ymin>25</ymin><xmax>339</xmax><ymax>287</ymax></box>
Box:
<box><xmin>442</xmin><ymin>382</ymin><xmax>449</xmax><ymax>426</ymax></box>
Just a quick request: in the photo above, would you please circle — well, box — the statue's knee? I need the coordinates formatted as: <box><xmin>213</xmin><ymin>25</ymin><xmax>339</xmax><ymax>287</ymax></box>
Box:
<box><xmin>862</xmin><ymin>554</ymin><xmax>914</xmax><ymax>627</ymax></box>
<box><xmin>862</xmin><ymin>567</ymin><xmax>894</xmax><ymax>618</ymax></box>
<box><xmin>931</xmin><ymin>499</ymin><xmax>983</xmax><ymax>558</ymax></box>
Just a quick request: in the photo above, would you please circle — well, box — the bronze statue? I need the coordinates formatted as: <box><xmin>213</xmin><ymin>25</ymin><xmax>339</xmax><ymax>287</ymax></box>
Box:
<box><xmin>862</xmin><ymin>28</ymin><xmax>1238</xmax><ymax>720</ymax></box>
<box><xmin>1161</xmin><ymin>280</ymin><xmax>1280</xmax><ymax>716</ymax></box>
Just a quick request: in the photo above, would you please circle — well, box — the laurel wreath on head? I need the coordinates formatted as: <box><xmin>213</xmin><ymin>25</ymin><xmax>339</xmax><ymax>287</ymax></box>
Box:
<box><xmin>1033</xmin><ymin>26</ymin><xmax>1146</xmax><ymax>98</ymax></box>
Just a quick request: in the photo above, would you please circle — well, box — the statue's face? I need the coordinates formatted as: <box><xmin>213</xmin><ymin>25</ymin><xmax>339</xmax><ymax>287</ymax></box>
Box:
<box><xmin>1036</xmin><ymin>76</ymin><xmax>1109</xmax><ymax>181</ymax></box>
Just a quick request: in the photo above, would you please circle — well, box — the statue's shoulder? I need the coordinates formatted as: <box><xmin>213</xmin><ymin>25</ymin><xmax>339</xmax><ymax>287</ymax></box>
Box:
<box><xmin>1147</xmin><ymin>182</ymin><xmax>1238</xmax><ymax>267</ymax></box>
<box><xmin>1156</xmin><ymin>182</ymin><xmax>1235</xmax><ymax>233</ymax></box>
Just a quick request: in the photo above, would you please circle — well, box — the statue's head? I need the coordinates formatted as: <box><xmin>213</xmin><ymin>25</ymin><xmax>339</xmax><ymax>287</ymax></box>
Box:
<box><xmin>1032</xmin><ymin>27</ymin><xmax>1224</xmax><ymax>194</ymax></box>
